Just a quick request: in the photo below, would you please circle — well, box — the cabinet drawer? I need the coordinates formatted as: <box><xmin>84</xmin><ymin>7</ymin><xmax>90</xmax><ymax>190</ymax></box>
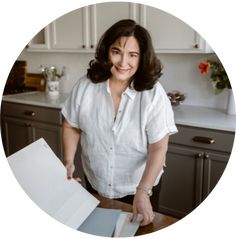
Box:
<box><xmin>2</xmin><ymin>102</ymin><xmax>62</xmax><ymax>125</ymax></box>
<box><xmin>170</xmin><ymin>125</ymin><xmax>235</xmax><ymax>153</ymax></box>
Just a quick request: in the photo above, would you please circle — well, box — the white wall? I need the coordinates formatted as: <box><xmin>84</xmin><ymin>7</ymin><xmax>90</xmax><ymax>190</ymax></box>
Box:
<box><xmin>17</xmin><ymin>49</ymin><xmax>229</xmax><ymax>110</ymax></box>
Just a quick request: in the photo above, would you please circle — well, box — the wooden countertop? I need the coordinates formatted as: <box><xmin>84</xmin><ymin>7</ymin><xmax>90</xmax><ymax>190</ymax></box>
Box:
<box><xmin>94</xmin><ymin>194</ymin><xmax>178</xmax><ymax>236</ymax></box>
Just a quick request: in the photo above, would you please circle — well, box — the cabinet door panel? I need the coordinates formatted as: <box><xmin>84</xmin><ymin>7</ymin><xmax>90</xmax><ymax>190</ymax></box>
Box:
<box><xmin>92</xmin><ymin>2</ymin><xmax>136</xmax><ymax>47</ymax></box>
<box><xmin>2</xmin><ymin>117</ymin><xmax>31</xmax><ymax>156</ymax></box>
<box><xmin>202</xmin><ymin>152</ymin><xmax>229</xmax><ymax>200</ymax></box>
<box><xmin>141</xmin><ymin>6</ymin><xmax>198</xmax><ymax>52</ymax></box>
<box><xmin>27</xmin><ymin>26</ymin><xmax>50</xmax><ymax>50</ymax></box>
<box><xmin>50</xmin><ymin>8</ymin><xmax>86</xmax><ymax>50</ymax></box>
<box><xmin>159</xmin><ymin>145</ymin><xmax>203</xmax><ymax>218</ymax></box>
<box><xmin>31</xmin><ymin>122</ymin><xmax>63</xmax><ymax>160</ymax></box>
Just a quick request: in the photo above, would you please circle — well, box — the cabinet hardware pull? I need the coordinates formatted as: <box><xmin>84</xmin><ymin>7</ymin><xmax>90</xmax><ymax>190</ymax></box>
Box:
<box><xmin>192</xmin><ymin>136</ymin><xmax>215</xmax><ymax>144</ymax></box>
<box><xmin>195</xmin><ymin>152</ymin><xmax>203</xmax><ymax>159</ymax></box>
<box><xmin>204</xmin><ymin>153</ymin><xmax>210</xmax><ymax>159</ymax></box>
<box><xmin>24</xmin><ymin>110</ymin><xmax>36</xmax><ymax>117</ymax></box>
<box><xmin>194</xmin><ymin>44</ymin><xmax>199</xmax><ymax>48</ymax></box>
<box><xmin>82</xmin><ymin>45</ymin><xmax>86</xmax><ymax>48</ymax></box>
<box><xmin>90</xmin><ymin>45</ymin><xmax>94</xmax><ymax>48</ymax></box>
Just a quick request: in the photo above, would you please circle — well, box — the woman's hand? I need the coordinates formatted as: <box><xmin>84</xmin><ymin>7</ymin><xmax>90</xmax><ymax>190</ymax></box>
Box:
<box><xmin>65</xmin><ymin>162</ymin><xmax>75</xmax><ymax>179</ymax></box>
<box><xmin>65</xmin><ymin>162</ymin><xmax>81</xmax><ymax>183</ymax></box>
<box><xmin>131</xmin><ymin>190</ymin><xmax>155</xmax><ymax>226</ymax></box>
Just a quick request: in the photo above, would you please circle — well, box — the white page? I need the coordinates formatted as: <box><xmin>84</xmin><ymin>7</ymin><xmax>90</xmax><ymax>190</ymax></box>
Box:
<box><xmin>8</xmin><ymin>138</ymin><xmax>99</xmax><ymax>229</ymax></box>
<box><xmin>114</xmin><ymin>212</ymin><xmax>143</xmax><ymax>237</ymax></box>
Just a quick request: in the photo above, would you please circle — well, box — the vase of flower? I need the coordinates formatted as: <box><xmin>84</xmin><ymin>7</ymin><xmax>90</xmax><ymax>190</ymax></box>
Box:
<box><xmin>198</xmin><ymin>59</ymin><xmax>235</xmax><ymax>115</ymax></box>
<box><xmin>198</xmin><ymin>60</ymin><xmax>231</xmax><ymax>94</ymax></box>
<box><xmin>47</xmin><ymin>80</ymin><xmax>60</xmax><ymax>96</ymax></box>
<box><xmin>41</xmin><ymin>65</ymin><xmax>65</xmax><ymax>97</ymax></box>
<box><xmin>226</xmin><ymin>89</ymin><xmax>236</xmax><ymax>115</ymax></box>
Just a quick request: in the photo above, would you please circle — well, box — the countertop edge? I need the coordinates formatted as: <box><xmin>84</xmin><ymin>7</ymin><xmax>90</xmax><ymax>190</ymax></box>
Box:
<box><xmin>2</xmin><ymin>97</ymin><xmax>64</xmax><ymax>109</ymax></box>
<box><xmin>2</xmin><ymin>93</ymin><xmax>236</xmax><ymax>133</ymax></box>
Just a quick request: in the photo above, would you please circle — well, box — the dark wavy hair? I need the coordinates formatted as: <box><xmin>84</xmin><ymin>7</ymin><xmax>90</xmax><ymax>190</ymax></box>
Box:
<box><xmin>87</xmin><ymin>19</ymin><xmax>162</xmax><ymax>91</ymax></box>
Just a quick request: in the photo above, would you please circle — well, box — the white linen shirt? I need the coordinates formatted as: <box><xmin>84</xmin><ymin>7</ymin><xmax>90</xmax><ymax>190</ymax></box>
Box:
<box><xmin>61</xmin><ymin>76</ymin><xmax>178</xmax><ymax>198</ymax></box>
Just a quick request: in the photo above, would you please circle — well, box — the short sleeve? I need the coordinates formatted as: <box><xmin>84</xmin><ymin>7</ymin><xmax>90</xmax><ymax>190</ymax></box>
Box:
<box><xmin>61</xmin><ymin>76</ymin><xmax>86</xmax><ymax>128</ymax></box>
<box><xmin>146</xmin><ymin>83</ymin><xmax>178</xmax><ymax>144</ymax></box>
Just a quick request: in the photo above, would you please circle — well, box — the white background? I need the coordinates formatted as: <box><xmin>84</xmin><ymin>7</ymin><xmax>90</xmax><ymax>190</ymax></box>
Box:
<box><xmin>0</xmin><ymin>0</ymin><xmax>236</xmax><ymax>238</ymax></box>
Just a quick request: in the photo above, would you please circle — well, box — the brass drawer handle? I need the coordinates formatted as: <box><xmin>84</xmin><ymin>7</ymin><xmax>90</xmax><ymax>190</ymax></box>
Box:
<box><xmin>24</xmin><ymin>110</ymin><xmax>36</xmax><ymax>117</ymax></box>
<box><xmin>192</xmin><ymin>136</ymin><xmax>215</xmax><ymax>144</ymax></box>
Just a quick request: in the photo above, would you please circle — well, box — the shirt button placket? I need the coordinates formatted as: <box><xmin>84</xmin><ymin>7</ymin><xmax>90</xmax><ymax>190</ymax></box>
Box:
<box><xmin>108</xmin><ymin>140</ymin><xmax>114</xmax><ymax>197</ymax></box>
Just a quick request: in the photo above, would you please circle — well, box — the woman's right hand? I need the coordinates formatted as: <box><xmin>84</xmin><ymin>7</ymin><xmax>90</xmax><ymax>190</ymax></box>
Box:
<box><xmin>65</xmin><ymin>162</ymin><xmax>82</xmax><ymax>183</ymax></box>
<box><xmin>65</xmin><ymin>162</ymin><xmax>75</xmax><ymax>180</ymax></box>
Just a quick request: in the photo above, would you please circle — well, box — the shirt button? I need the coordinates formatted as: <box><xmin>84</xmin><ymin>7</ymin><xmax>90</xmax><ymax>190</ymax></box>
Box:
<box><xmin>110</xmin><ymin>147</ymin><xmax>112</xmax><ymax>150</ymax></box>
<box><xmin>108</xmin><ymin>184</ymin><xmax>112</xmax><ymax>187</ymax></box>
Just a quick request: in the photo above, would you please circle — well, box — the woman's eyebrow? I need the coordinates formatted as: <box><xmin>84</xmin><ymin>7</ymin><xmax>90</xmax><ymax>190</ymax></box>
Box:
<box><xmin>111</xmin><ymin>47</ymin><xmax>139</xmax><ymax>54</ymax></box>
<box><xmin>111</xmin><ymin>47</ymin><xmax>121</xmax><ymax>51</ymax></box>
<box><xmin>129</xmin><ymin>51</ymin><xmax>139</xmax><ymax>55</ymax></box>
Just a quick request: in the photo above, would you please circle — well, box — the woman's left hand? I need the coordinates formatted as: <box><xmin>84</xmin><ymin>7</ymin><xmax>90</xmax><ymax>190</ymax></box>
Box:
<box><xmin>131</xmin><ymin>190</ymin><xmax>155</xmax><ymax>226</ymax></box>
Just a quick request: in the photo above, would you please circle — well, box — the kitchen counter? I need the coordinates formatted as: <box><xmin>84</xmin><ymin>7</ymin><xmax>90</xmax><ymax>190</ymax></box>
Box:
<box><xmin>1</xmin><ymin>91</ymin><xmax>69</xmax><ymax>109</ymax></box>
<box><xmin>2</xmin><ymin>91</ymin><xmax>236</xmax><ymax>132</ymax></box>
<box><xmin>174</xmin><ymin>104</ymin><xmax>236</xmax><ymax>132</ymax></box>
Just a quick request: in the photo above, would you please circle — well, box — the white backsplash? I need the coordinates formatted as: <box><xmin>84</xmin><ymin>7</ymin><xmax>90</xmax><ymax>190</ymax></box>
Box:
<box><xmin>17</xmin><ymin>50</ymin><xmax>230</xmax><ymax>110</ymax></box>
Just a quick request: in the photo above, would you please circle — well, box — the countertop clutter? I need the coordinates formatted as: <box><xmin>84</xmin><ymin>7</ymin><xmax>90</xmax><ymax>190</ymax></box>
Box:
<box><xmin>2</xmin><ymin>91</ymin><xmax>236</xmax><ymax>132</ymax></box>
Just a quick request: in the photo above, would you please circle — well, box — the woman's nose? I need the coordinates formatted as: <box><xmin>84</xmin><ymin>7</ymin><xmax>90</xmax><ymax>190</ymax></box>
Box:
<box><xmin>119</xmin><ymin>54</ymin><xmax>128</xmax><ymax>66</ymax></box>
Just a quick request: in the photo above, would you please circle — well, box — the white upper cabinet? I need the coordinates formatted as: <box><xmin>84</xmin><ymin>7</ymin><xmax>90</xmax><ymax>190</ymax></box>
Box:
<box><xmin>28</xmin><ymin>2</ymin><xmax>137</xmax><ymax>52</ymax></box>
<box><xmin>90</xmin><ymin>2</ymin><xmax>138</xmax><ymax>49</ymax></box>
<box><xmin>49</xmin><ymin>7</ymin><xmax>87</xmax><ymax>51</ymax></box>
<box><xmin>51</xmin><ymin>2</ymin><xmax>137</xmax><ymax>52</ymax></box>
<box><xmin>27</xmin><ymin>3</ymin><xmax>212</xmax><ymax>53</ymax></box>
<box><xmin>139</xmin><ymin>5</ymin><xmax>212</xmax><ymax>53</ymax></box>
<box><xmin>27</xmin><ymin>27</ymin><xmax>50</xmax><ymax>51</ymax></box>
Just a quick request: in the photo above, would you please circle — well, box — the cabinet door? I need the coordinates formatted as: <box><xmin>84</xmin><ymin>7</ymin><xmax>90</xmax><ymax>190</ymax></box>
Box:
<box><xmin>31</xmin><ymin>121</ymin><xmax>63</xmax><ymax>160</ymax></box>
<box><xmin>202</xmin><ymin>151</ymin><xmax>229</xmax><ymax>200</ymax></box>
<box><xmin>27</xmin><ymin>26</ymin><xmax>50</xmax><ymax>51</ymax></box>
<box><xmin>90</xmin><ymin>2</ymin><xmax>138</xmax><ymax>48</ymax></box>
<box><xmin>159</xmin><ymin>144</ymin><xmax>204</xmax><ymax>218</ymax></box>
<box><xmin>140</xmin><ymin>5</ymin><xmax>210</xmax><ymax>53</ymax></box>
<box><xmin>1</xmin><ymin>117</ymin><xmax>31</xmax><ymax>156</ymax></box>
<box><xmin>50</xmin><ymin>7</ymin><xmax>88</xmax><ymax>51</ymax></box>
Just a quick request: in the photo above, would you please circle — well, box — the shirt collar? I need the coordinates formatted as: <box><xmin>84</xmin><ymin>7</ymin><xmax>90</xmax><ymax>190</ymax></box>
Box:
<box><xmin>105</xmin><ymin>79</ymin><xmax>137</xmax><ymax>100</ymax></box>
<box><xmin>123</xmin><ymin>85</ymin><xmax>137</xmax><ymax>100</ymax></box>
<box><xmin>106</xmin><ymin>80</ymin><xmax>111</xmax><ymax>94</ymax></box>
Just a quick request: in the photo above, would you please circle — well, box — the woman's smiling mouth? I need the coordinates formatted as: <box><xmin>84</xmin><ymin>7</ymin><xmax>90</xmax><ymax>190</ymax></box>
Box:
<box><xmin>115</xmin><ymin>66</ymin><xmax>130</xmax><ymax>73</ymax></box>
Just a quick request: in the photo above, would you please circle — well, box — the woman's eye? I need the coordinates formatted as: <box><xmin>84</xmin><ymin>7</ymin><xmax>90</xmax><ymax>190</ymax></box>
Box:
<box><xmin>130</xmin><ymin>53</ymin><xmax>138</xmax><ymax>58</ymax></box>
<box><xmin>112</xmin><ymin>50</ymin><xmax>120</xmax><ymax>55</ymax></box>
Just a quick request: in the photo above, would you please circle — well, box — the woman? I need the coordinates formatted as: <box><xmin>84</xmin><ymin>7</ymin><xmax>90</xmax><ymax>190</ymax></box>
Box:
<box><xmin>61</xmin><ymin>19</ymin><xmax>177</xmax><ymax>226</ymax></box>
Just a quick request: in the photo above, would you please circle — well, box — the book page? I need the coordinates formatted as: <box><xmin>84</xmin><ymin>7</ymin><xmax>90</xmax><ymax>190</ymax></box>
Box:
<box><xmin>8</xmin><ymin>138</ymin><xmax>99</xmax><ymax>229</ymax></box>
<box><xmin>114</xmin><ymin>212</ymin><xmax>143</xmax><ymax>237</ymax></box>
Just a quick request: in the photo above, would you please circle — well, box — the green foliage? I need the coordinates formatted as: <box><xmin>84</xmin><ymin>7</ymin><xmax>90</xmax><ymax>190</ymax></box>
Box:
<box><xmin>207</xmin><ymin>60</ymin><xmax>231</xmax><ymax>94</ymax></box>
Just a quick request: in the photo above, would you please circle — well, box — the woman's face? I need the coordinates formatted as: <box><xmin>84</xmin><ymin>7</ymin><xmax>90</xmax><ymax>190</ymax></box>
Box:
<box><xmin>108</xmin><ymin>36</ymin><xmax>140</xmax><ymax>82</ymax></box>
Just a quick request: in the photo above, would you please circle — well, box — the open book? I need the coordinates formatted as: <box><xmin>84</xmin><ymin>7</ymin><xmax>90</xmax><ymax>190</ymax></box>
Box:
<box><xmin>7</xmin><ymin>138</ymin><xmax>142</xmax><ymax>237</ymax></box>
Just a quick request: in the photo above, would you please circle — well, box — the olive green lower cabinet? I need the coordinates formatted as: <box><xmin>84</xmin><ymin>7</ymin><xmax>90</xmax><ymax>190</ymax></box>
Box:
<box><xmin>159</xmin><ymin>125</ymin><xmax>234</xmax><ymax>218</ymax></box>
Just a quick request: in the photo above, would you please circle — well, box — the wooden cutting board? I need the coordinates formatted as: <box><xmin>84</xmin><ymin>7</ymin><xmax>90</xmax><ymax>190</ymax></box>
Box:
<box><xmin>24</xmin><ymin>73</ymin><xmax>46</xmax><ymax>91</ymax></box>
